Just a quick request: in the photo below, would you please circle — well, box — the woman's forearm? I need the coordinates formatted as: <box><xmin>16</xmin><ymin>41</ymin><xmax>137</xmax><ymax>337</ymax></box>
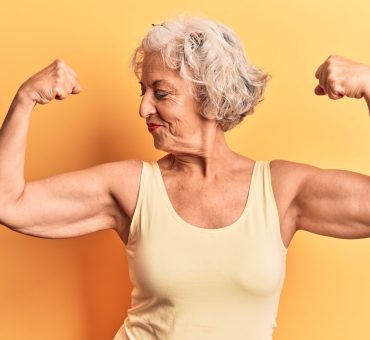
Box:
<box><xmin>0</xmin><ymin>59</ymin><xmax>81</xmax><ymax>208</ymax></box>
<box><xmin>0</xmin><ymin>90</ymin><xmax>35</xmax><ymax>205</ymax></box>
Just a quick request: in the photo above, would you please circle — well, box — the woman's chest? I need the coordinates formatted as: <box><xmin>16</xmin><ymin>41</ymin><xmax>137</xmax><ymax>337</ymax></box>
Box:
<box><xmin>130</xmin><ymin>220</ymin><xmax>286</xmax><ymax>299</ymax></box>
<box><xmin>165</xmin><ymin>175</ymin><xmax>252</xmax><ymax>229</ymax></box>
<box><xmin>119</xmin><ymin>159</ymin><xmax>296</xmax><ymax>249</ymax></box>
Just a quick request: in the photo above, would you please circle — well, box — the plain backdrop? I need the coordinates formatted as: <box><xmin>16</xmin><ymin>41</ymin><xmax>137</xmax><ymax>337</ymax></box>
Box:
<box><xmin>0</xmin><ymin>0</ymin><xmax>369</xmax><ymax>339</ymax></box>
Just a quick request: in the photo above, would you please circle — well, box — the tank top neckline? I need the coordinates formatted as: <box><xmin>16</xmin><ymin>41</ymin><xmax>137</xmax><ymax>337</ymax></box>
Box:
<box><xmin>151</xmin><ymin>160</ymin><xmax>260</xmax><ymax>233</ymax></box>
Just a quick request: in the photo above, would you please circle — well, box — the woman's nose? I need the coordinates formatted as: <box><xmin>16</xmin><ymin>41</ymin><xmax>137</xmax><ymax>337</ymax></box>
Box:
<box><xmin>139</xmin><ymin>92</ymin><xmax>156</xmax><ymax>119</ymax></box>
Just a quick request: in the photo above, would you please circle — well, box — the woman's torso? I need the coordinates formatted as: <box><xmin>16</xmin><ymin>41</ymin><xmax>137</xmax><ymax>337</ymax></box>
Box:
<box><xmin>116</xmin><ymin>153</ymin><xmax>298</xmax><ymax>248</ymax></box>
<box><xmin>113</xmin><ymin>153</ymin><xmax>291</xmax><ymax>339</ymax></box>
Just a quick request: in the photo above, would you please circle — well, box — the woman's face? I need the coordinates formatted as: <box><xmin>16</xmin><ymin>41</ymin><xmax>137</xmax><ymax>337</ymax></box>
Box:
<box><xmin>139</xmin><ymin>52</ymin><xmax>214</xmax><ymax>154</ymax></box>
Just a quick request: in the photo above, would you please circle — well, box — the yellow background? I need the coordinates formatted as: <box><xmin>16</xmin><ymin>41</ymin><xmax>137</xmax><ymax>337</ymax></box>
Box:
<box><xmin>1</xmin><ymin>0</ymin><xmax>370</xmax><ymax>339</ymax></box>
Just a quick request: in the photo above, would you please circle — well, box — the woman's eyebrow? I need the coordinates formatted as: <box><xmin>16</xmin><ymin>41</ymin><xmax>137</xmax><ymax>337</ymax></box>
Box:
<box><xmin>139</xmin><ymin>79</ymin><xmax>175</xmax><ymax>89</ymax></box>
<box><xmin>152</xmin><ymin>79</ymin><xmax>169</xmax><ymax>87</ymax></box>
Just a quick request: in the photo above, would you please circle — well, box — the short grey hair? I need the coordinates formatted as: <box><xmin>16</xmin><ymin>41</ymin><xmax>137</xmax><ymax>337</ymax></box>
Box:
<box><xmin>131</xmin><ymin>15</ymin><xmax>271</xmax><ymax>132</ymax></box>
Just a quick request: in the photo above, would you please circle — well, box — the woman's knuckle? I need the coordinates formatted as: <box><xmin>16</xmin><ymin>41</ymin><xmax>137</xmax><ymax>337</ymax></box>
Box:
<box><xmin>327</xmin><ymin>59</ymin><xmax>336</xmax><ymax>68</ymax></box>
<box><xmin>327</xmin><ymin>75</ymin><xmax>336</xmax><ymax>84</ymax></box>
<box><xmin>57</xmin><ymin>92</ymin><xmax>67</xmax><ymax>99</ymax></box>
<box><xmin>56</xmin><ymin>65</ymin><xmax>68</xmax><ymax>78</ymax></box>
<box><xmin>327</xmin><ymin>64</ymin><xmax>336</xmax><ymax>73</ymax></box>
<box><xmin>53</xmin><ymin>59</ymin><xmax>61</xmax><ymax>68</ymax></box>
<box><xmin>332</xmin><ymin>84</ymin><xmax>342</xmax><ymax>93</ymax></box>
<box><xmin>55</xmin><ymin>76</ymin><xmax>63</xmax><ymax>84</ymax></box>
<box><xmin>55</xmin><ymin>85</ymin><xmax>65</xmax><ymax>93</ymax></box>
<box><xmin>55</xmin><ymin>58</ymin><xmax>65</xmax><ymax>66</ymax></box>
<box><xmin>65</xmin><ymin>86</ymin><xmax>72</xmax><ymax>95</ymax></box>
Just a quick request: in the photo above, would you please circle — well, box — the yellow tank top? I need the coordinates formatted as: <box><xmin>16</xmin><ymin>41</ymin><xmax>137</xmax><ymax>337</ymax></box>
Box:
<box><xmin>113</xmin><ymin>160</ymin><xmax>288</xmax><ymax>340</ymax></box>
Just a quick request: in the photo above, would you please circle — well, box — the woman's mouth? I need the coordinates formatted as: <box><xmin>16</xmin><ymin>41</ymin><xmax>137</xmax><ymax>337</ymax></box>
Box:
<box><xmin>148</xmin><ymin>125</ymin><xmax>162</xmax><ymax>133</ymax></box>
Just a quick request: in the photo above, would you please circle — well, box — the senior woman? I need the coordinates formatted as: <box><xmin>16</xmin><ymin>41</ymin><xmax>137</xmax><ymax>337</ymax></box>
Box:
<box><xmin>1</xmin><ymin>15</ymin><xmax>370</xmax><ymax>340</ymax></box>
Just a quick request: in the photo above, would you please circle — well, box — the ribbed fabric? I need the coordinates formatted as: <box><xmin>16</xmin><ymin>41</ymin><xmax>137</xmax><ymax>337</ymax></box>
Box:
<box><xmin>113</xmin><ymin>160</ymin><xmax>288</xmax><ymax>340</ymax></box>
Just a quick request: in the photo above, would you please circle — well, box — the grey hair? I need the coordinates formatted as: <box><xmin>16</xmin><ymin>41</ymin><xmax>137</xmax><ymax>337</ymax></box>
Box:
<box><xmin>131</xmin><ymin>15</ymin><xmax>271</xmax><ymax>132</ymax></box>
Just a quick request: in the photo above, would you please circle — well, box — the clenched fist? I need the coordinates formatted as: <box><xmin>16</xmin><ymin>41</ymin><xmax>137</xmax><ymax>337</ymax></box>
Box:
<box><xmin>17</xmin><ymin>59</ymin><xmax>82</xmax><ymax>105</ymax></box>
<box><xmin>314</xmin><ymin>54</ymin><xmax>370</xmax><ymax>100</ymax></box>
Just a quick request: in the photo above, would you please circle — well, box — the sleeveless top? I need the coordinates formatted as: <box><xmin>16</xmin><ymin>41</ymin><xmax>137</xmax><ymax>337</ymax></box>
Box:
<box><xmin>113</xmin><ymin>160</ymin><xmax>288</xmax><ymax>340</ymax></box>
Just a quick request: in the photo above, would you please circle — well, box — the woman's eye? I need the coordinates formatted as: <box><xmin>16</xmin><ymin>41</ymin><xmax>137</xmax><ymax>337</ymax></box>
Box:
<box><xmin>139</xmin><ymin>89</ymin><xmax>169</xmax><ymax>99</ymax></box>
<box><xmin>155</xmin><ymin>91</ymin><xmax>168</xmax><ymax>99</ymax></box>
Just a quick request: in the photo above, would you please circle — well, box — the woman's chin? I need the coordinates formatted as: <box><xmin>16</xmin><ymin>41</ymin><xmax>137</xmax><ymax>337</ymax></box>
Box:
<box><xmin>153</xmin><ymin>139</ymin><xmax>165</xmax><ymax>151</ymax></box>
<box><xmin>153</xmin><ymin>141</ymin><xmax>172</xmax><ymax>153</ymax></box>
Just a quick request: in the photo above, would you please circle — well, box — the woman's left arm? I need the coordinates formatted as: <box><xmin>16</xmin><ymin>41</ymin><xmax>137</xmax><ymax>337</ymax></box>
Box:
<box><xmin>293</xmin><ymin>55</ymin><xmax>370</xmax><ymax>239</ymax></box>
<box><xmin>293</xmin><ymin>164</ymin><xmax>370</xmax><ymax>239</ymax></box>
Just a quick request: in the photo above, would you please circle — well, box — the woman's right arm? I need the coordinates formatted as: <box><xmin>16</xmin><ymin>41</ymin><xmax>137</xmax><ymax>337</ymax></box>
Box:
<box><xmin>0</xmin><ymin>59</ymin><xmax>131</xmax><ymax>239</ymax></box>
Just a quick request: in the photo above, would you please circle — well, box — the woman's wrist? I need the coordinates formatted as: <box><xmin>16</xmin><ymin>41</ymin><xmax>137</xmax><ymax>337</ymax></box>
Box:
<box><xmin>14</xmin><ymin>86</ymin><xmax>37</xmax><ymax>111</ymax></box>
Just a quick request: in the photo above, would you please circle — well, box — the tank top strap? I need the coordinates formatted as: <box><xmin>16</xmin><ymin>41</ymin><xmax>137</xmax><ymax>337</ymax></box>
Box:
<box><xmin>261</xmin><ymin>160</ymin><xmax>278</xmax><ymax>219</ymax></box>
<box><xmin>126</xmin><ymin>160</ymin><xmax>153</xmax><ymax>245</ymax></box>
<box><xmin>247</xmin><ymin>160</ymin><xmax>261</xmax><ymax>200</ymax></box>
<box><xmin>249</xmin><ymin>160</ymin><xmax>276</xmax><ymax>206</ymax></box>
<box><xmin>252</xmin><ymin>160</ymin><xmax>287</xmax><ymax>253</ymax></box>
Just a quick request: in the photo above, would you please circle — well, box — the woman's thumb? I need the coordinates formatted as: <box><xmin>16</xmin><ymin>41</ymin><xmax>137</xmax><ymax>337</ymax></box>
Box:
<box><xmin>314</xmin><ymin>85</ymin><xmax>326</xmax><ymax>96</ymax></box>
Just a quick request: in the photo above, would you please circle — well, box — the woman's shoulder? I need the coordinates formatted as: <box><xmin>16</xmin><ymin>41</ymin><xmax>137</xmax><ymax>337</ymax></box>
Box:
<box><xmin>268</xmin><ymin>158</ymin><xmax>323</xmax><ymax>216</ymax></box>
<box><xmin>102</xmin><ymin>158</ymin><xmax>145</xmax><ymax>216</ymax></box>
<box><xmin>269</xmin><ymin>158</ymin><xmax>323</xmax><ymax>183</ymax></box>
